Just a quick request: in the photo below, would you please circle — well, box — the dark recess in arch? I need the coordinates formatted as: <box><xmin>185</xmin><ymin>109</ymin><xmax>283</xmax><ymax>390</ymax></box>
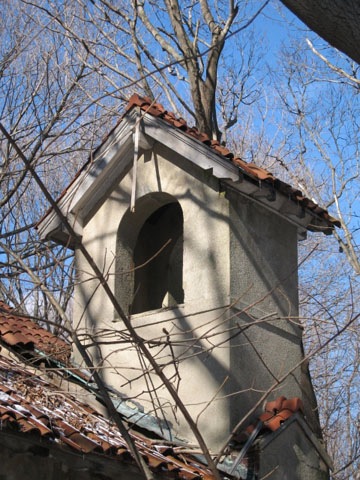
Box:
<box><xmin>115</xmin><ymin>194</ymin><xmax>184</xmax><ymax>317</ymax></box>
<box><xmin>132</xmin><ymin>202</ymin><xmax>184</xmax><ymax>314</ymax></box>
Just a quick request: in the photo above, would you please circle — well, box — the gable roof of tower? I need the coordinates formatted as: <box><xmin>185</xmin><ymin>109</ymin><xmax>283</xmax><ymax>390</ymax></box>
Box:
<box><xmin>37</xmin><ymin>93</ymin><xmax>340</xmax><ymax>246</ymax></box>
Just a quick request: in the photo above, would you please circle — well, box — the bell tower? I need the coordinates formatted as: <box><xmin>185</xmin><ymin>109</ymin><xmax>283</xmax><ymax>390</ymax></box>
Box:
<box><xmin>38</xmin><ymin>95</ymin><xmax>336</xmax><ymax>478</ymax></box>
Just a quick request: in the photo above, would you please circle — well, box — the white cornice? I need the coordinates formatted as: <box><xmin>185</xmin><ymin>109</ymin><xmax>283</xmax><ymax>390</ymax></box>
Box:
<box><xmin>141</xmin><ymin>112</ymin><xmax>239</xmax><ymax>182</ymax></box>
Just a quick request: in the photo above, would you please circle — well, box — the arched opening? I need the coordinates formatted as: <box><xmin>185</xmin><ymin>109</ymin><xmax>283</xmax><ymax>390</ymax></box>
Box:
<box><xmin>115</xmin><ymin>194</ymin><xmax>184</xmax><ymax>316</ymax></box>
<box><xmin>132</xmin><ymin>202</ymin><xmax>183</xmax><ymax>314</ymax></box>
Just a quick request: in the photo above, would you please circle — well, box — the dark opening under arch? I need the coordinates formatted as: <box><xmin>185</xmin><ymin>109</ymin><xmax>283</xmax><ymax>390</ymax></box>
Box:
<box><xmin>131</xmin><ymin>202</ymin><xmax>184</xmax><ymax>314</ymax></box>
<box><xmin>130</xmin><ymin>202</ymin><xmax>184</xmax><ymax>314</ymax></box>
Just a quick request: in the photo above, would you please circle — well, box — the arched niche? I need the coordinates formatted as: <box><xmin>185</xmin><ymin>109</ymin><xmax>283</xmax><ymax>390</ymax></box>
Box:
<box><xmin>115</xmin><ymin>193</ymin><xmax>184</xmax><ymax>316</ymax></box>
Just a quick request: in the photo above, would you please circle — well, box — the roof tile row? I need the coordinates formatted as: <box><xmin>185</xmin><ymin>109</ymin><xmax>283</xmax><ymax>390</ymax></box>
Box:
<box><xmin>245</xmin><ymin>395</ymin><xmax>304</xmax><ymax>436</ymax></box>
<box><xmin>0</xmin><ymin>301</ymin><xmax>70</xmax><ymax>363</ymax></box>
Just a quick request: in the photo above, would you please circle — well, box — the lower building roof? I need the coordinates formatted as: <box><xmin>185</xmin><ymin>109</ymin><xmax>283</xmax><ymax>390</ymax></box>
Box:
<box><xmin>0</xmin><ymin>301</ymin><xmax>327</xmax><ymax>479</ymax></box>
<box><xmin>0</xmin><ymin>353</ymin><xmax>217</xmax><ymax>479</ymax></box>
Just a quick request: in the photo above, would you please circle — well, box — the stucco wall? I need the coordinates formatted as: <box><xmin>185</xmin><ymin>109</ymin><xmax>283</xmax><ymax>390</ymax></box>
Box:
<box><xmin>72</xmin><ymin>142</ymin><xmax>313</xmax><ymax>450</ymax></box>
<box><xmin>227</xmin><ymin>190</ymin><xmax>305</xmax><ymax>425</ymax></box>
<box><xmin>73</xmin><ymin>143</ymin><xmax>233</xmax><ymax>446</ymax></box>
<box><xmin>259</xmin><ymin>420</ymin><xmax>329</xmax><ymax>479</ymax></box>
<box><xmin>229</xmin><ymin>190</ymin><xmax>299</xmax><ymax>317</ymax></box>
<box><xmin>73</xmin><ymin>142</ymin><xmax>230</xmax><ymax>327</ymax></box>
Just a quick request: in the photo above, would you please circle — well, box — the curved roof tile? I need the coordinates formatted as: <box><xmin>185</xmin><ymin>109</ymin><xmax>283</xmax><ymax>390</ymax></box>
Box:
<box><xmin>0</xmin><ymin>302</ymin><xmax>70</xmax><ymax>363</ymax></box>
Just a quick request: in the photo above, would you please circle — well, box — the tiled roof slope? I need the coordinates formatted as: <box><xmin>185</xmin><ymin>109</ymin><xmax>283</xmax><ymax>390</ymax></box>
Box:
<box><xmin>124</xmin><ymin>94</ymin><xmax>340</xmax><ymax>232</ymax></box>
<box><xmin>0</xmin><ymin>301</ymin><xmax>70</xmax><ymax>364</ymax></box>
<box><xmin>0</xmin><ymin>354</ymin><xmax>216</xmax><ymax>479</ymax></box>
<box><xmin>0</xmin><ymin>304</ymin><xmax>313</xmax><ymax>478</ymax></box>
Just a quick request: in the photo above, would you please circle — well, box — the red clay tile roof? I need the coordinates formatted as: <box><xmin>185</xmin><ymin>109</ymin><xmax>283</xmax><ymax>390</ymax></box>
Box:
<box><xmin>125</xmin><ymin>94</ymin><xmax>340</xmax><ymax>231</ymax></box>
<box><xmin>243</xmin><ymin>395</ymin><xmax>304</xmax><ymax>437</ymax></box>
<box><xmin>0</xmin><ymin>353</ymin><xmax>216</xmax><ymax>479</ymax></box>
<box><xmin>0</xmin><ymin>301</ymin><xmax>70</xmax><ymax>364</ymax></box>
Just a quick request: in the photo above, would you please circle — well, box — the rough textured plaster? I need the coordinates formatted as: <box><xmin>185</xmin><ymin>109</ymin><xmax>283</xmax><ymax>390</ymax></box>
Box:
<box><xmin>72</xmin><ymin>142</ymin><xmax>319</xmax><ymax>451</ymax></box>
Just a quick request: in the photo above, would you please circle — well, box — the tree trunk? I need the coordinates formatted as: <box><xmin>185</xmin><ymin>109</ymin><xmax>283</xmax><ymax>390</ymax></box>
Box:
<box><xmin>280</xmin><ymin>0</ymin><xmax>360</xmax><ymax>65</ymax></box>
